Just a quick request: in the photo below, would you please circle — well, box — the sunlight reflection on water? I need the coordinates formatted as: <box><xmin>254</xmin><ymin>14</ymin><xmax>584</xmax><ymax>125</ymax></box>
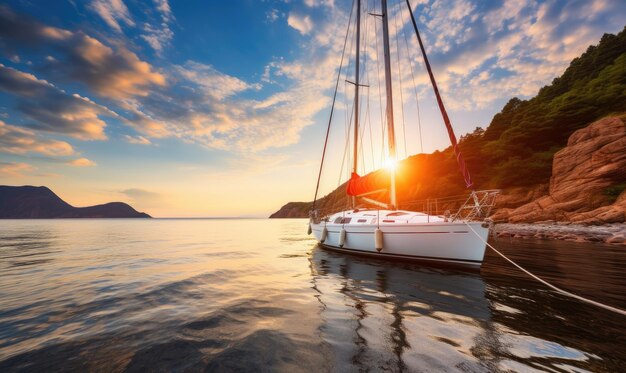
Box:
<box><xmin>0</xmin><ymin>219</ymin><xmax>624</xmax><ymax>372</ymax></box>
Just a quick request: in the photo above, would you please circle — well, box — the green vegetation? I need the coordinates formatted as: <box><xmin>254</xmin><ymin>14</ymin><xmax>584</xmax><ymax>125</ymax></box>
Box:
<box><xmin>453</xmin><ymin>25</ymin><xmax>626</xmax><ymax>189</ymax></box>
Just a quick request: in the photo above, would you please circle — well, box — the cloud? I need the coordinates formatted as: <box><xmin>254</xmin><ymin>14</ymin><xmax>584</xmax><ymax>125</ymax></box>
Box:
<box><xmin>304</xmin><ymin>0</ymin><xmax>334</xmax><ymax>8</ymax></box>
<box><xmin>121</xmin><ymin>5</ymin><xmax>353</xmax><ymax>152</ymax></box>
<box><xmin>68</xmin><ymin>157</ymin><xmax>97</xmax><ymax>167</ymax></box>
<box><xmin>0</xmin><ymin>162</ymin><xmax>35</xmax><ymax>177</ymax></box>
<box><xmin>89</xmin><ymin>0</ymin><xmax>134</xmax><ymax>32</ymax></box>
<box><xmin>119</xmin><ymin>188</ymin><xmax>161</xmax><ymax>206</ymax></box>
<box><xmin>154</xmin><ymin>0</ymin><xmax>173</xmax><ymax>23</ymax></box>
<box><xmin>175</xmin><ymin>61</ymin><xmax>260</xmax><ymax>100</ymax></box>
<box><xmin>120</xmin><ymin>188</ymin><xmax>158</xmax><ymax>199</ymax></box>
<box><xmin>266</xmin><ymin>9</ymin><xmax>280</xmax><ymax>23</ymax></box>
<box><xmin>0</xmin><ymin>120</ymin><xmax>75</xmax><ymax>156</ymax></box>
<box><xmin>288</xmin><ymin>13</ymin><xmax>314</xmax><ymax>35</ymax></box>
<box><xmin>0</xmin><ymin>6</ymin><xmax>166</xmax><ymax>100</ymax></box>
<box><xmin>140</xmin><ymin>0</ymin><xmax>175</xmax><ymax>53</ymax></box>
<box><xmin>0</xmin><ymin>4</ymin><xmax>338</xmax><ymax>152</ymax></box>
<box><xmin>0</xmin><ymin>65</ymin><xmax>116</xmax><ymax>140</ymax></box>
<box><xmin>46</xmin><ymin>34</ymin><xmax>166</xmax><ymax>99</ymax></box>
<box><xmin>124</xmin><ymin>134</ymin><xmax>152</xmax><ymax>145</ymax></box>
<box><xmin>141</xmin><ymin>22</ymin><xmax>174</xmax><ymax>53</ymax></box>
<box><xmin>386</xmin><ymin>0</ymin><xmax>626</xmax><ymax>110</ymax></box>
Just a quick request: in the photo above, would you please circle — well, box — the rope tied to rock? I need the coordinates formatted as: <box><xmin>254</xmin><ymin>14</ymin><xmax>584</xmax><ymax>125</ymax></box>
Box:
<box><xmin>465</xmin><ymin>222</ymin><xmax>626</xmax><ymax>316</ymax></box>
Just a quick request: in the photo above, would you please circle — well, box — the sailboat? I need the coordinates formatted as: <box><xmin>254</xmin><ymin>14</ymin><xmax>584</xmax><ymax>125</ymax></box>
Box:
<box><xmin>308</xmin><ymin>0</ymin><xmax>499</xmax><ymax>267</ymax></box>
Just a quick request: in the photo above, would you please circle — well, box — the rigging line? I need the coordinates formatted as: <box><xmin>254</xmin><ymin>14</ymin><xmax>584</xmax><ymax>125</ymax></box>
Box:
<box><xmin>400</xmin><ymin>1</ymin><xmax>423</xmax><ymax>153</ymax></box>
<box><xmin>392</xmin><ymin>0</ymin><xmax>408</xmax><ymax>159</ymax></box>
<box><xmin>343</xmin><ymin>5</ymin><xmax>358</xmax><ymax>181</ymax></box>
<box><xmin>312</xmin><ymin>0</ymin><xmax>355</xmax><ymax>209</ymax></box>
<box><xmin>465</xmin><ymin>223</ymin><xmax>626</xmax><ymax>317</ymax></box>
<box><xmin>340</xmin><ymin>86</ymin><xmax>357</xmax><ymax>187</ymax></box>
<box><xmin>405</xmin><ymin>0</ymin><xmax>473</xmax><ymax>189</ymax></box>
<box><xmin>372</xmin><ymin>0</ymin><xmax>386</xmax><ymax>168</ymax></box>
<box><xmin>367</xmin><ymin>88</ymin><xmax>375</xmax><ymax>170</ymax></box>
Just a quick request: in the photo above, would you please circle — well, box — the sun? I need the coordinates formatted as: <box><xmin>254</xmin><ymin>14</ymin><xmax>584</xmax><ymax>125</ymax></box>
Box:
<box><xmin>383</xmin><ymin>157</ymin><xmax>397</xmax><ymax>171</ymax></box>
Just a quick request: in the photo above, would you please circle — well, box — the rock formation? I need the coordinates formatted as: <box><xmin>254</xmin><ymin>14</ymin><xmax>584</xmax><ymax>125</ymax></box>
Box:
<box><xmin>492</xmin><ymin>115</ymin><xmax>626</xmax><ymax>224</ymax></box>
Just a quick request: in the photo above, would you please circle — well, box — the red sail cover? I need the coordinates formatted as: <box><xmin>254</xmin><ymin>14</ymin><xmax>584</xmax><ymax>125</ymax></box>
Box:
<box><xmin>346</xmin><ymin>172</ymin><xmax>390</xmax><ymax>196</ymax></box>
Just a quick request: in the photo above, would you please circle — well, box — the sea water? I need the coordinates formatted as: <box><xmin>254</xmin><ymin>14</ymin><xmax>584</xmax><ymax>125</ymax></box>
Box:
<box><xmin>0</xmin><ymin>219</ymin><xmax>624</xmax><ymax>372</ymax></box>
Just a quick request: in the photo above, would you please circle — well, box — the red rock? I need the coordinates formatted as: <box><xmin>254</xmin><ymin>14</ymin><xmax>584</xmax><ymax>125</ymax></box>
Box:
<box><xmin>493</xmin><ymin>115</ymin><xmax>626</xmax><ymax>224</ymax></box>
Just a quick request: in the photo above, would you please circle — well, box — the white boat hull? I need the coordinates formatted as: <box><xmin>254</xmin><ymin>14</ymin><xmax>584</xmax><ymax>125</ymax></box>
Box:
<box><xmin>310</xmin><ymin>221</ymin><xmax>489</xmax><ymax>266</ymax></box>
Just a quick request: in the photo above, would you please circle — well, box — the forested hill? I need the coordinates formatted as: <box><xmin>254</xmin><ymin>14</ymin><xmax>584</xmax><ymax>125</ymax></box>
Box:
<box><xmin>270</xmin><ymin>25</ymin><xmax>626</xmax><ymax>218</ymax></box>
<box><xmin>475</xmin><ymin>25</ymin><xmax>626</xmax><ymax>188</ymax></box>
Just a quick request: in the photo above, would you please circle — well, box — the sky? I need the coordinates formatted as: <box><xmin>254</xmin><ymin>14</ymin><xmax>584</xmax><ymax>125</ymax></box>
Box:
<box><xmin>0</xmin><ymin>0</ymin><xmax>624</xmax><ymax>217</ymax></box>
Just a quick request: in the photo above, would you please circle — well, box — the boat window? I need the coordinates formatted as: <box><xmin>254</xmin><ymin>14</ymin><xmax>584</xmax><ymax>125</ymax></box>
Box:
<box><xmin>382</xmin><ymin>219</ymin><xmax>395</xmax><ymax>223</ymax></box>
<box><xmin>357</xmin><ymin>219</ymin><xmax>367</xmax><ymax>223</ymax></box>
<box><xmin>333</xmin><ymin>217</ymin><xmax>342</xmax><ymax>224</ymax></box>
<box><xmin>386</xmin><ymin>212</ymin><xmax>408</xmax><ymax>216</ymax></box>
<box><xmin>341</xmin><ymin>218</ymin><xmax>352</xmax><ymax>224</ymax></box>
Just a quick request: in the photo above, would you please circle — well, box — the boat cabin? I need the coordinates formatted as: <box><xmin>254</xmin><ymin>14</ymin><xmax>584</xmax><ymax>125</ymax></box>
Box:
<box><xmin>325</xmin><ymin>209</ymin><xmax>446</xmax><ymax>225</ymax></box>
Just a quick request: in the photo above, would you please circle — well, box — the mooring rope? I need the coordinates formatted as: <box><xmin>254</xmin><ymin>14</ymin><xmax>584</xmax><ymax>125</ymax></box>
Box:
<box><xmin>465</xmin><ymin>222</ymin><xmax>626</xmax><ymax>316</ymax></box>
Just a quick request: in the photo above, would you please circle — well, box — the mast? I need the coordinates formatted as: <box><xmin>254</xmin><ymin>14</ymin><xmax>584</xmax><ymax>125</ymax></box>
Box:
<box><xmin>351</xmin><ymin>0</ymin><xmax>361</xmax><ymax>209</ymax></box>
<box><xmin>381</xmin><ymin>0</ymin><xmax>397</xmax><ymax>209</ymax></box>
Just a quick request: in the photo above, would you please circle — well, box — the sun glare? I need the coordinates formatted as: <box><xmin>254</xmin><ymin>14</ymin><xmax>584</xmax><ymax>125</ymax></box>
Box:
<box><xmin>384</xmin><ymin>158</ymin><xmax>397</xmax><ymax>171</ymax></box>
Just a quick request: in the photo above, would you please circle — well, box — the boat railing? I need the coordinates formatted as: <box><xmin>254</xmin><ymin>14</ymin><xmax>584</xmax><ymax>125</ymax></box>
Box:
<box><xmin>451</xmin><ymin>189</ymin><xmax>500</xmax><ymax>221</ymax></box>
<box><xmin>385</xmin><ymin>189</ymin><xmax>500</xmax><ymax>222</ymax></box>
<box><xmin>310</xmin><ymin>190</ymin><xmax>499</xmax><ymax>223</ymax></box>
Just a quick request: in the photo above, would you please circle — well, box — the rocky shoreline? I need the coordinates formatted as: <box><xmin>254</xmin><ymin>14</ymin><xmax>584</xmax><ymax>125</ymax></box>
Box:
<box><xmin>493</xmin><ymin>223</ymin><xmax>626</xmax><ymax>245</ymax></box>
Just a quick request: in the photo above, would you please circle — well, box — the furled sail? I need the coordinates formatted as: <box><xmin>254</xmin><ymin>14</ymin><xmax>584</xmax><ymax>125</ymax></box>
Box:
<box><xmin>346</xmin><ymin>171</ymin><xmax>390</xmax><ymax>197</ymax></box>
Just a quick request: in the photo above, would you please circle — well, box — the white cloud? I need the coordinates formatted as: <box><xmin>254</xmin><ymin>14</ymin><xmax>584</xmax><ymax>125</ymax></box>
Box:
<box><xmin>304</xmin><ymin>0</ymin><xmax>334</xmax><ymax>8</ymax></box>
<box><xmin>266</xmin><ymin>9</ymin><xmax>280</xmax><ymax>23</ymax></box>
<box><xmin>0</xmin><ymin>120</ymin><xmax>75</xmax><ymax>156</ymax></box>
<box><xmin>89</xmin><ymin>0</ymin><xmax>134</xmax><ymax>32</ymax></box>
<box><xmin>141</xmin><ymin>0</ymin><xmax>175</xmax><ymax>53</ymax></box>
<box><xmin>154</xmin><ymin>0</ymin><xmax>173</xmax><ymax>22</ymax></box>
<box><xmin>0</xmin><ymin>162</ymin><xmax>35</xmax><ymax>177</ymax></box>
<box><xmin>0</xmin><ymin>64</ymin><xmax>116</xmax><ymax>140</ymax></box>
<box><xmin>141</xmin><ymin>22</ymin><xmax>174</xmax><ymax>53</ymax></box>
<box><xmin>175</xmin><ymin>61</ymin><xmax>259</xmax><ymax>100</ymax></box>
<box><xmin>124</xmin><ymin>134</ymin><xmax>152</xmax><ymax>145</ymax></box>
<box><xmin>288</xmin><ymin>13</ymin><xmax>314</xmax><ymax>35</ymax></box>
<box><xmin>69</xmin><ymin>157</ymin><xmax>97</xmax><ymax>167</ymax></box>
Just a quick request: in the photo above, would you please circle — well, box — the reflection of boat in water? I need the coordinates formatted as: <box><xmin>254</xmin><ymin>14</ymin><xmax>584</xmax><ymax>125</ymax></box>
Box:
<box><xmin>309</xmin><ymin>244</ymin><xmax>620</xmax><ymax>371</ymax></box>
<box><xmin>308</xmin><ymin>0</ymin><xmax>498</xmax><ymax>267</ymax></box>
<box><xmin>309</xmin><ymin>245</ymin><xmax>498</xmax><ymax>371</ymax></box>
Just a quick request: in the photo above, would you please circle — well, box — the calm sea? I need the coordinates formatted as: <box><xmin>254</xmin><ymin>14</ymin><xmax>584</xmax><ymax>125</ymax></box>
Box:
<box><xmin>0</xmin><ymin>219</ymin><xmax>624</xmax><ymax>372</ymax></box>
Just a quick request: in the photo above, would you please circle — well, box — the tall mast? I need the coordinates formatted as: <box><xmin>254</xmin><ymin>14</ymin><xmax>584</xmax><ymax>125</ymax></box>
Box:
<box><xmin>381</xmin><ymin>0</ymin><xmax>397</xmax><ymax>209</ymax></box>
<box><xmin>351</xmin><ymin>0</ymin><xmax>361</xmax><ymax>209</ymax></box>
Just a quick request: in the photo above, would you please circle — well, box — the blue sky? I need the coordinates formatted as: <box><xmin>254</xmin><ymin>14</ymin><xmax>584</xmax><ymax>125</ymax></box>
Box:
<box><xmin>0</xmin><ymin>0</ymin><xmax>624</xmax><ymax>216</ymax></box>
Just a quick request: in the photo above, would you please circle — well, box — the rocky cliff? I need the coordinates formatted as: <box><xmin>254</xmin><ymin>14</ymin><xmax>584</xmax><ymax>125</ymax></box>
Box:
<box><xmin>0</xmin><ymin>185</ymin><xmax>151</xmax><ymax>218</ymax></box>
<box><xmin>492</xmin><ymin>115</ymin><xmax>626</xmax><ymax>224</ymax></box>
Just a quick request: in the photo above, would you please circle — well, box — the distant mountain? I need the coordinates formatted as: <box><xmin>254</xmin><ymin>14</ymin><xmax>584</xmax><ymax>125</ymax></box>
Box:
<box><xmin>0</xmin><ymin>186</ymin><xmax>151</xmax><ymax>218</ymax></box>
<box><xmin>271</xmin><ymin>25</ymin><xmax>626</xmax><ymax>220</ymax></box>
